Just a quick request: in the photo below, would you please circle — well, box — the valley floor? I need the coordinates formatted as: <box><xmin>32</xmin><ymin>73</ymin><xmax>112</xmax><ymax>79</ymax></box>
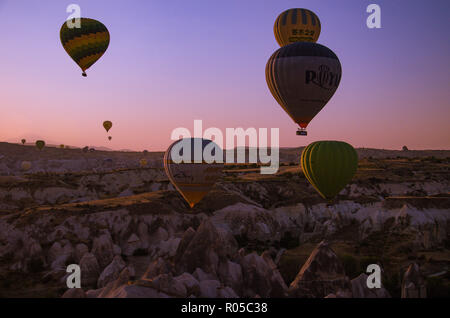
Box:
<box><xmin>0</xmin><ymin>143</ymin><xmax>448</xmax><ymax>298</ymax></box>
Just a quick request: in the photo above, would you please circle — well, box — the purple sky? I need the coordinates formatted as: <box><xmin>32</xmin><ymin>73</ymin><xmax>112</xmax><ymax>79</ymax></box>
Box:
<box><xmin>0</xmin><ymin>0</ymin><xmax>448</xmax><ymax>151</ymax></box>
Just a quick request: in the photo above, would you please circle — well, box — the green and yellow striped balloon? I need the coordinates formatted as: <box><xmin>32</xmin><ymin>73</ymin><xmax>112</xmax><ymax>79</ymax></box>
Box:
<box><xmin>60</xmin><ymin>18</ymin><xmax>110</xmax><ymax>77</ymax></box>
<box><xmin>301</xmin><ymin>141</ymin><xmax>358</xmax><ymax>201</ymax></box>
<box><xmin>35</xmin><ymin>140</ymin><xmax>46</xmax><ymax>151</ymax></box>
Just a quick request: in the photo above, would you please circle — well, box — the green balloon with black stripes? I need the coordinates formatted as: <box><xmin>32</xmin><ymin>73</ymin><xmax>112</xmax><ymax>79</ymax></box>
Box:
<box><xmin>35</xmin><ymin>140</ymin><xmax>46</xmax><ymax>151</ymax></box>
<box><xmin>301</xmin><ymin>141</ymin><xmax>358</xmax><ymax>200</ymax></box>
<box><xmin>60</xmin><ymin>18</ymin><xmax>110</xmax><ymax>77</ymax></box>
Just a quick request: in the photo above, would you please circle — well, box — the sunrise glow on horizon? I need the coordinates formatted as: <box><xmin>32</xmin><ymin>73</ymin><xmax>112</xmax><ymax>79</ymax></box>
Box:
<box><xmin>0</xmin><ymin>0</ymin><xmax>448</xmax><ymax>151</ymax></box>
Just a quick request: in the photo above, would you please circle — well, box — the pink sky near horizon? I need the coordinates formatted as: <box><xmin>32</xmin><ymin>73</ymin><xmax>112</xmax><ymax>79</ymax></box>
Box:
<box><xmin>0</xmin><ymin>0</ymin><xmax>448</xmax><ymax>152</ymax></box>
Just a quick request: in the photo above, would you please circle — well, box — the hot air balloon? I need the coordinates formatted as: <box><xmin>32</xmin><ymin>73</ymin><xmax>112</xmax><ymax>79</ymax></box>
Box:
<box><xmin>108</xmin><ymin>136</ymin><xmax>112</xmax><ymax>141</ymax></box>
<box><xmin>21</xmin><ymin>161</ymin><xmax>32</xmax><ymax>172</ymax></box>
<box><xmin>274</xmin><ymin>8</ymin><xmax>321</xmax><ymax>46</ymax></box>
<box><xmin>139</xmin><ymin>159</ymin><xmax>148</xmax><ymax>168</ymax></box>
<box><xmin>21</xmin><ymin>139</ymin><xmax>26</xmax><ymax>145</ymax></box>
<box><xmin>301</xmin><ymin>141</ymin><xmax>358</xmax><ymax>201</ymax></box>
<box><xmin>60</xmin><ymin>144</ymin><xmax>65</xmax><ymax>149</ymax></box>
<box><xmin>35</xmin><ymin>140</ymin><xmax>45</xmax><ymax>151</ymax></box>
<box><xmin>266</xmin><ymin>42</ymin><xmax>342</xmax><ymax>135</ymax></box>
<box><xmin>60</xmin><ymin>18</ymin><xmax>110</xmax><ymax>77</ymax></box>
<box><xmin>103</xmin><ymin>121</ymin><xmax>112</xmax><ymax>132</ymax></box>
<box><xmin>164</xmin><ymin>138</ymin><xmax>224</xmax><ymax>208</ymax></box>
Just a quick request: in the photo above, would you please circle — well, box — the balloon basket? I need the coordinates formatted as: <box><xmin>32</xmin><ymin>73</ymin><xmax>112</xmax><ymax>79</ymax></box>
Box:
<box><xmin>296</xmin><ymin>129</ymin><xmax>307</xmax><ymax>136</ymax></box>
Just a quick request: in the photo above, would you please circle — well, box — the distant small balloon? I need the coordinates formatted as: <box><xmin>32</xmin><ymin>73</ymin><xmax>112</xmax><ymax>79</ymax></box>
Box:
<box><xmin>21</xmin><ymin>161</ymin><xmax>32</xmax><ymax>171</ymax></box>
<box><xmin>139</xmin><ymin>159</ymin><xmax>148</xmax><ymax>168</ymax></box>
<box><xmin>21</xmin><ymin>139</ymin><xmax>26</xmax><ymax>145</ymax></box>
<box><xmin>35</xmin><ymin>140</ymin><xmax>45</xmax><ymax>151</ymax></box>
<box><xmin>60</xmin><ymin>144</ymin><xmax>65</xmax><ymax>149</ymax></box>
<box><xmin>103</xmin><ymin>121</ymin><xmax>112</xmax><ymax>133</ymax></box>
<box><xmin>108</xmin><ymin>136</ymin><xmax>112</xmax><ymax>141</ymax></box>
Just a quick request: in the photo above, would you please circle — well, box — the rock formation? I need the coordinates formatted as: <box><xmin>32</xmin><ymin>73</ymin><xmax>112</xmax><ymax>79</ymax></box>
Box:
<box><xmin>289</xmin><ymin>241</ymin><xmax>352</xmax><ymax>298</ymax></box>
<box><xmin>401</xmin><ymin>263</ymin><xmax>427</xmax><ymax>298</ymax></box>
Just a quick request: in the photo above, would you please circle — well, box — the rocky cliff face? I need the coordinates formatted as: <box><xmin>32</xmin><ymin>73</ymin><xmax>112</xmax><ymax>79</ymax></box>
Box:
<box><xmin>0</xmin><ymin>190</ymin><xmax>448</xmax><ymax>298</ymax></box>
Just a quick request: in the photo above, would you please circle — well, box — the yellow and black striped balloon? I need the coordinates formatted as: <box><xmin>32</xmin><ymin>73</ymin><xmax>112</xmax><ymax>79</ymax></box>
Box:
<box><xmin>274</xmin><ymin>8</ymin><xmax>321</xmax><ymax>46</ymax></box>
<box><xmin>60</xmin><ymin>18</ymin><xmax>110</xmax><ymax>77</ymax></box>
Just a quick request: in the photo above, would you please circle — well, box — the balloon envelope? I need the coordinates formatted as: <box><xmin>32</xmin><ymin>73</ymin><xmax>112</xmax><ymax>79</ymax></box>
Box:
<box><xmin>35</xmin><ymin>140</ymin><xmax>45</xmax><ymax>151</ymax></box>
<box><xmin>301</xmin><ymin>141</ymin><xmax>358</xmax><ymax>200</ymax></box>
<box><xmin>139</xmin><ymin>159</ymin><xmax>148</xmax><ymax>167</ymax></box>
<box><xmin>274</xmin><ymin>8</ymin><xmax>321</xmax><ymax>46</ymax></box>
<box><xmin>21</xmin><ymin>161</ymin><xmax>32</xmax><ymax>171</ymax></box>
<box><xmin>21</xmin><ymin>139</ymin><xmax>26</xmax><ymax>145</ymax></box>
<box><xmin>60</xmin><ymin>18</ymin><xmax>110</xmax><ymax>76</ymax></box>
<box><xmin>103</xmin><ymin>121</ymin><xmax>112</xmax><ymax>132</ymax></box>
<box><xmin>266</xmin><ymin>42</ymin><xmax>342</xmax><ymax>129</ymax></box>
<box><xmin>164</xmin><ymin>138</ymin><xmax>224</xmax><ymax>208</ymax></box>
